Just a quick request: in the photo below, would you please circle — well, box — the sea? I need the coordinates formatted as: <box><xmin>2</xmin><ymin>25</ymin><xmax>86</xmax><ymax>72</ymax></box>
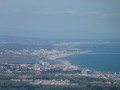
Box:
<box><xmin>62</xmin><ymin>43</ymin><xmax>120</xmax><ymax>72</ymax></box>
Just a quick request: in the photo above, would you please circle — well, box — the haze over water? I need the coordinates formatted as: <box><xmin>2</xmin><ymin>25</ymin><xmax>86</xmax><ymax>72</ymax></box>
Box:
<box><xmin>0</xmin><ymin>0</ymin><xmax>120</xmax><ymax>40</ymax></box>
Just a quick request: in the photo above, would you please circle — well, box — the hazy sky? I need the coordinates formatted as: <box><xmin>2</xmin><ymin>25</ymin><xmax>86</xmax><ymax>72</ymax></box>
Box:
<box><xmin>0</xmin><ymin>0</ymin><xmax>120</xmax><ymax>39</ymax></box>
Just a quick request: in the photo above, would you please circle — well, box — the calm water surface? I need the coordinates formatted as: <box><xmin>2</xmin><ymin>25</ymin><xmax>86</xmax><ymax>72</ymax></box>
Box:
<box><xmin>63</xmin><ymin>44</ymin><xmax>120</xmax><ymax>72</ymax></box>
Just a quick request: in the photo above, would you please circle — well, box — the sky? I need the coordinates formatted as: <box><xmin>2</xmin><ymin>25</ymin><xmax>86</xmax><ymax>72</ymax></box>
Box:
<box><xmin>0</xmin><ymin>0</ymin><xmax>120</xmax><ymax>40</ymax></box>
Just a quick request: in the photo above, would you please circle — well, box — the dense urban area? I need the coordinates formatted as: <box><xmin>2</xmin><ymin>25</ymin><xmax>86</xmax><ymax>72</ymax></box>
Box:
<box><xmin>0</xmin><ymin>37</ymin><xmax>120</xmax><ymax>90</ymax></box>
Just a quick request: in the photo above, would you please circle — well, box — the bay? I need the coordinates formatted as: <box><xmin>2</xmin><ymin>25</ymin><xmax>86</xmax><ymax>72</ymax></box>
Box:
<box><xmin>62</xmin><ymin>44</ymin><xmax>120</xmax><ymax>72</ymax></box>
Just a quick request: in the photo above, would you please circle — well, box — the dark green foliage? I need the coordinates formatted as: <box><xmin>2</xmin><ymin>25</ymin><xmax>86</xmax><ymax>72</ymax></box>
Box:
<box><xmin>0</xmin><ymin>81</ymin><xmax>35</xmax><ymax>90</ymax></box>
<box><xmin>0</xmin><ymin>80</ymin><xmax>120</xmax><ymax>90</ymax></box>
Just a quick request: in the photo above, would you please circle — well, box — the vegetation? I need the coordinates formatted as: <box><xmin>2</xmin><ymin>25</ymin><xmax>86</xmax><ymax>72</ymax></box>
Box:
<box><xmin>0</xmin><ymin>73</ymin><xmax>120</xmax><ymax>90</ymax></box>
<box><xmin>0</xmin><ymin>80</ymin><xmax>120</xmax><ymax>90</ymax></box>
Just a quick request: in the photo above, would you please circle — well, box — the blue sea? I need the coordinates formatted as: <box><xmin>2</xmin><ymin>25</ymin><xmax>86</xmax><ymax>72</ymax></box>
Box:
<box><xmin>62</xmin><ymin>43</ymin><xmax>120</xmax><ymax>72</ymax></box>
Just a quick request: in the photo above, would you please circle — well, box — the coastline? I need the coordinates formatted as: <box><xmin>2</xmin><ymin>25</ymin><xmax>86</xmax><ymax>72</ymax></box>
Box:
<box><xmin>46</xmin><ymin>48</ymin><xmax>120</xmax><ymax>72</ymax></box>
<box><xmin>46</xmin><ymin>50</ymin><xmax>93</xmax><ymax>60</ymax></box>
<box><xmin>46</xmin><ymin>50</ymin><xmax>93</xmax><ymax>68</ymax></box>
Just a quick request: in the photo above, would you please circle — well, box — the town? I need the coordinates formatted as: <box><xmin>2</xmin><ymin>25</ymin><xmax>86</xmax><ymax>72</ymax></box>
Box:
<box><xmin>0</xmin><ymin>60</ymin><xmax>120</xmax><ymax>86</ymax></box>
<box><xmin>0</xmin><ymin>39</ymin><xmax>120</xmax><ymax>90</ymax></box>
